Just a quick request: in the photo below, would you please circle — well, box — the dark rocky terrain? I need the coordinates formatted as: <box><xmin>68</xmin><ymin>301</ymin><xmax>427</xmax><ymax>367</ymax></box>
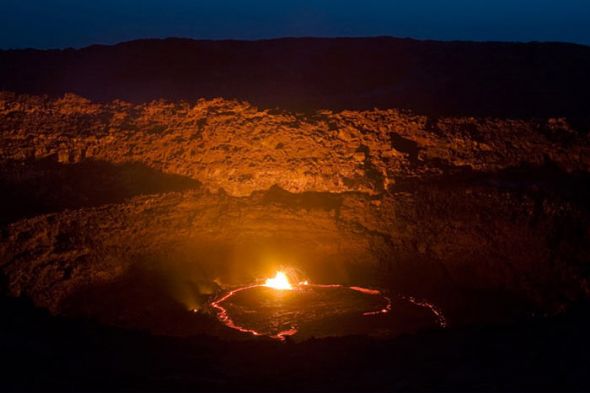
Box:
<box><xmin>1</xmin><ymin>37</ymin><xmax>590</xmax><ymax>391</ymax></box>
<box><xmin>3</xmin><ymin>295</ymin><xmax>590</xmax><ymax>392</ymax></box>
<box><xmin>1</xmin><ymin>37</ymin><xmax>590</xmax><ymax>119</ymax></box>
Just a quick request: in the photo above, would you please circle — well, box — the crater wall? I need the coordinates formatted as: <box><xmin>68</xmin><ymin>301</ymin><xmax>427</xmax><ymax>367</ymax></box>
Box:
<box><xmin>0</xmin><ymin>93</ymin><xmax>589</xmax><ymax>328</ymax></box>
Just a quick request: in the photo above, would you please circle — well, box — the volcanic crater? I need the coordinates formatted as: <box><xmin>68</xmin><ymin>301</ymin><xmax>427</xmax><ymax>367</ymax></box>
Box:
<box><xmin>1</xmin><ymin>92</ymin><xmax>589</xmax><ymax>341</ymax></box>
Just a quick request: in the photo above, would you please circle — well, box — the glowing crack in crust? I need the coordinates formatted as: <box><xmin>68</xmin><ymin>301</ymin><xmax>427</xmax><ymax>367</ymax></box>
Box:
<box><xmin>403</xmin><ymin>295</ymin><xmax>448</xmax><ymax>328</ymax></box>
<box><xmin>209</xmin><ymin>271</ymin><xmax>395</xmax><ymax>341</ymax></box>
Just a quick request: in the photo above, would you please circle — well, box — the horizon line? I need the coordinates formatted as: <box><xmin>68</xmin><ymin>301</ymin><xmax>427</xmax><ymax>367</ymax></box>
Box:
<box><xmin>2</xmin><ymin>35</ymin><xmax>589</xmax><ymax>51</ymax></box>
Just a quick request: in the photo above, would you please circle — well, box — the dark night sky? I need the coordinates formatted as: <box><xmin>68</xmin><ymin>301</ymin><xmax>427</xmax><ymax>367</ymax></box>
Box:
<box><xmin>1</xmin><ymin>0</ymin><xmax>589</xmax><ymax>49</ymax></box>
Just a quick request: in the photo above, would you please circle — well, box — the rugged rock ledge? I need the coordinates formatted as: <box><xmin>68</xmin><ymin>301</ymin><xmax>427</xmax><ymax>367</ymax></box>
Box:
<box><xmin>1</xmin><ymin>92</ymin><xmax>588</xmax><ymax>196</ymax></box>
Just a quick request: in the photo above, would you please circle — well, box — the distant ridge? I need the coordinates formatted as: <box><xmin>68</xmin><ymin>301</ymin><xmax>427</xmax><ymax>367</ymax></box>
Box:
<box><xmin>1</xmin><ymin>37</ymin><xmax>589</xmax><ymax>119</ymax></box>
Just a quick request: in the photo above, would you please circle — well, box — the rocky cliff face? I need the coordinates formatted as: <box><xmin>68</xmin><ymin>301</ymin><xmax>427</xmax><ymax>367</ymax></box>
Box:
<box><xmin>1</xmin><ymin>92</ymin><xmax>588</xmax><ymax>195</ymax></box>
<box><xmin>0</xmin><ymin>92</ymin><xmax>589</xmax><ymax>328</ymax></box>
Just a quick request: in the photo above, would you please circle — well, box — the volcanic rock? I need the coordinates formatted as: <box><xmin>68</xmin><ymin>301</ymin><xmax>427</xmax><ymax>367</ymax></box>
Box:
<box><xmin>0</xmin><ymin>92</ymin><xmax>588</xmax><ymax>331</ymax></box>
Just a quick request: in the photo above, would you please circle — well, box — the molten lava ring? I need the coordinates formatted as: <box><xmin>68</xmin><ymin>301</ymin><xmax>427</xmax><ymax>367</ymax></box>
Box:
<box><xmin>209</xmin><ymin>274</ymin><xmax>394</xmax><ymax>341</ymax></box>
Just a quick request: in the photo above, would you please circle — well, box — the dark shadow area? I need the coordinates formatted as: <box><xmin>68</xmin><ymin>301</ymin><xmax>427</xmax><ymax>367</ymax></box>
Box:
<box><xmin>389</xmin><ymin>132</ymin><xmax>421</xmax><ymax>162</ymax></box>
<box><xmin>60</xmin><ymin>263</ymin><xmax>235</xmax><ymax>338</ymax></box>
<box><xmin>390</xmin><ymin>160</ymin><xmax>590</xmax><ymax>209</ymax></box>
<box><xmin>381</xmin><ymin>161</ymin><xmax>590</xmax><ymax>326</ymax></box>
<box><xmin>2</xmin><ymin>294</ymin><xmax>590</xmax><ymax>392</ymax></box>
<box><xmin>1</xmin><ymin>37</ymin><xmax>590</xmax><ymax>119</ymax></box>
<box><xmin>257</xmin><ymin>184</ymin><xmax>344</xmax><ymax>212</ymax></box>
<box><xmin>0</xmin><ymin>158</ymin><xmax>200</xmax><ymax>226</ymax></box>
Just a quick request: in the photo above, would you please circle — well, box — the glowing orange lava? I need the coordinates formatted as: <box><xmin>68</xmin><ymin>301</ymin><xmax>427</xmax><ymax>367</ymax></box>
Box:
<box><xmin>404</xmin><ymin>295</ymin><xmax>448</xmax><ymax>327</ymax></box>
<box><xmin>209</xmin><ymin>271</ymin><xmax>394</xmax><ymax>341</ymax></box>
<box><xmin>263</xmin><ymin>271</ymin><xmax>293</xmax><ymax>290</ymax></box>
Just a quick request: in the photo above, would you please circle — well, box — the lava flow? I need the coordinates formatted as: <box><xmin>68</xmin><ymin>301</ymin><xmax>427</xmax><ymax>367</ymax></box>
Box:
<box><xmin>209</xmin><ymin>271</ymin><xmax>393</xmax><ymax>341</ymax></box>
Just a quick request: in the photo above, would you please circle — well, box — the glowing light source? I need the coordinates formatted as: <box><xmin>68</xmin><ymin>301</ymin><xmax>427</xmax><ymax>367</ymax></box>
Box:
<box><xmin>263</xmin><ymin>271</ymin><xmax>293</xmax><ymax>290</ymax></box>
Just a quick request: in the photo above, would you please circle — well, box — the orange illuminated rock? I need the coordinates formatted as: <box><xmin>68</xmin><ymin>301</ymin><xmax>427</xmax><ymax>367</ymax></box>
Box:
<box><xmin>1</xmin><ymin>92</ymin><xmax>588</xmax><ymax>197</ymax></box>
